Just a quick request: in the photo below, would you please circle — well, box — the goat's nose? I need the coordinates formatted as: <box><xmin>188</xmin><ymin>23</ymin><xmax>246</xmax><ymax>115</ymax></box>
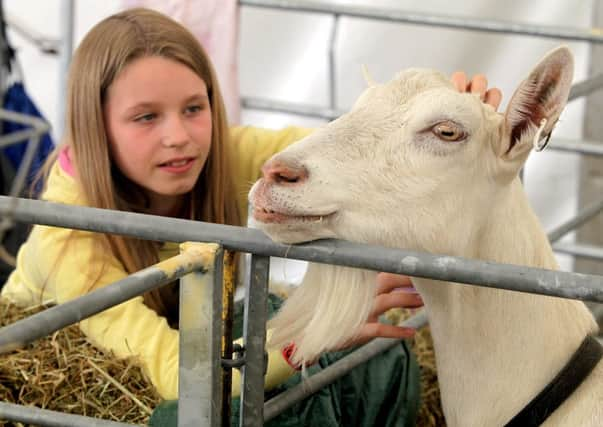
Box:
<box><xmin>262</xmin><ymin>160</ymin><xmax>308</xmax><ymax>185</ymax></box>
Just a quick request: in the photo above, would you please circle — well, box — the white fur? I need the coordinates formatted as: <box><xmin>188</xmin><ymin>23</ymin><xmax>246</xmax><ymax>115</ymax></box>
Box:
<box><xmin>249</xmin><ymin>47</ymin><xmax>601</xmax><ymax>426</ymax></box>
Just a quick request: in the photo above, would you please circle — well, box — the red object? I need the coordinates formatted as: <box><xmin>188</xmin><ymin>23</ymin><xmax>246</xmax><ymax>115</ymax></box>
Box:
<box><xmin>281</xmin><ymin>342</ymin><xmax>302</xmax><ymax>371</ymax></box>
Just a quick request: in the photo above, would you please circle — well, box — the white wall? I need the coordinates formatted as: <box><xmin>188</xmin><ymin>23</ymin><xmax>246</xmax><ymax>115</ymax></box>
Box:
<box><xmin>4</xmin><ymin>0</ymin><xmax>122</xmax><ymax>139</ymax></box>
<box><xmin>3</xmin><ymin>0</ymin><xmax>594</xmax><ymax>281</ymax></box>
<box><xmin>237</xmin><ymin>0</ymin><xmax>593</xmax><ymax>279</ymax></box>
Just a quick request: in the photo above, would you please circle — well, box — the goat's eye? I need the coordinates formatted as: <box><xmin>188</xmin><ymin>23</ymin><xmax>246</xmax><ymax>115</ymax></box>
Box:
<box><xmin>432</xmin><ymin>122</ymin><xmax>466</xmax><ymax>142</ymax></box>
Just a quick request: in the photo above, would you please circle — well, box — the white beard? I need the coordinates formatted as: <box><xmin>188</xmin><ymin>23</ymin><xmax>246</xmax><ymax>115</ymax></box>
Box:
<box><xmin>267</xmin><ymin>262</ymin><xmax>376</xmax><ymax>365</ymax></box>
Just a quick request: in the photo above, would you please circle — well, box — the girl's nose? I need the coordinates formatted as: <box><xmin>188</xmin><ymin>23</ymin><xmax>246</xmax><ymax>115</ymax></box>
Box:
<box><xmin>261</xmin><ymin>159</ymin><xmax>308</xmax><ymax>185</ymax></box>
<box><xmin>161</xmin><ymin>116</ymin><xmax>189</xmax><ymax>147</ymax></box>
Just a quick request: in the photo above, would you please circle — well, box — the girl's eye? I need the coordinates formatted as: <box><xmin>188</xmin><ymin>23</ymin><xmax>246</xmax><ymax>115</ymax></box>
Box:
<box><xmin>185</xmin><ymin>105</ymin><xmax>203</xmax><ymax>114</ymax></box>
<box><xmin>134</xmin><ymin>113</ymin><xmax>156</xmax><ymax>123</ymax></box>
<box><xmin>432</xmin><ymin>121</ymin><xmax>466</xmax><ymax>142</ymax></box>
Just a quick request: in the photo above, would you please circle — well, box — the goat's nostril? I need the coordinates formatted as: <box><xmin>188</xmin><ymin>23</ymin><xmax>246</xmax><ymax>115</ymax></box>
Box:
<box><xmin>276</xmin><ymin>172</ymin><xmax>299</xmax><ymax>184</ymax></box>
<box><xmin>263</xmin><ymin>162</ymin><xmax>308</xmax><ymax>185</ymax></box>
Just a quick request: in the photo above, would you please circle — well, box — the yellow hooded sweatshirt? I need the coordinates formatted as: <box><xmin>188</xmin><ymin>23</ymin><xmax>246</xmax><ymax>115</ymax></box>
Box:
<box><xmin>1</xmin><ymin>125</ymin><xmax>311</xmax><ymax>400</ymax></box>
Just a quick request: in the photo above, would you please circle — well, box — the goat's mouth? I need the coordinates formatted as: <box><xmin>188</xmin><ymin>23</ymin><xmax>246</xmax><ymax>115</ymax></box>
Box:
<box><xmin>252</xmin><ymin>206</ymin><xmax>336</xmax><ymax>225</ymax></box>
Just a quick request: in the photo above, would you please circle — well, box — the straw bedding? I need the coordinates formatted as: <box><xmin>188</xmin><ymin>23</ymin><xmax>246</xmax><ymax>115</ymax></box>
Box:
<box><xmin>391</xmin><ymin>308</ymin><xmax>446</xmax><ymax>427</ymax></box>
<box><xmin>0</xmin><ymin>300</ymin><xmax>162</xmax><ymax>426</ymax></box>
<box><xmin>412</xmin><ymin>324</ymin><xmax>446</xmax><ymax>427</ymax></box>
<box><xmin>0</xmin><ymin>299</ymin><xmax>444</xmax><ymax>427</ymax></box>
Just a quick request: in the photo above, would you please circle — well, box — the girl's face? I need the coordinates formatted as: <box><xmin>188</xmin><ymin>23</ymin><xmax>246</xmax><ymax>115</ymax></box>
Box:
<box><xmin>104</xmin><ymin>56</ymin><xmax>212</xmax><ymax>216</ymax></box>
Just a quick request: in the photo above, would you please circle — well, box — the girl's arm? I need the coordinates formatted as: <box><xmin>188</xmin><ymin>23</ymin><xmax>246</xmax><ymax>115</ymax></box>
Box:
<box><xmin>5</xmin><ymin>224</ymin><xmax>180</xmax><ymax>398</ymax></box>
<box><xmin>3</xmin><ymin>224</ymin><xmax>296</xmax><ymax>399</ymax></box>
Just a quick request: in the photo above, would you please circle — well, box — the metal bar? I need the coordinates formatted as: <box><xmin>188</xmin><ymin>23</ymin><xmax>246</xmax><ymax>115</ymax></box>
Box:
<box><xmin>0</xmin><ymin>197</ymin><xmax>601</xmax><ymax>303</ymax></box>
<box><xmin>548</xmin><ymin>137</ymin><xmax>603</xmax><ymax>156</ymax></box>
<box><xmin>0</xmin><ymin>134</ymin><xmax>41</xmax><ymax>262</ymax></box>
<box><xmin>568</xmin><ymin>73</ymin><xmax>603</xmax><ymax>101</ymax></box>
<box><xmin>239</xmin><ymin>0</ymin><xmax>603</xmax><ymax>43</ymax></box>
<box><xmin>242</xmin><ymin>71</ymin><xmax>603</xmax><ymax>122</ymax></box>
<box><xmin>221</xmin><ymin>250</ymin><xmax>237</xmax><ymax>427</ymax></box>
<box><xmin>239</xmin><ymin>254</ymin><xmax>270</xmax><ymax>427</ymax></box>
<box><xmin>0</xmin><ymin>250</ymin><xmax>209</xmax><ymax>354</ymax></box>
<box><xmin>548</xmin><ymin>198</ymin><xmax>603</xmax><ymax>243</ymax></box>
<box><xmin>0</xmin><ymin>401</ymin><xmax>136</xmax><ymax>427</ymax></box>
<box><xmin>5</xmin><ymin>13</ymin><xmax>60</xmax><ymax>54</ymax></box>
<box><xmin>0</xmin><ymin>128</ymin><xmax>40</xmax><ymax>148</ymax></box>
<box><xmin>0</xmin><ymin>109</ymin><xmax>51</xmax><ymax>240</ymax></box>
<box><xmin>328</xmin><ymin>14</ymin><xmax>339</xmax><ymax>110</ymax></box>
<box><xmin>553</xmin><ymin>242</ymin><xmax>603</xmax><ymax>261</ymax></box>
<box><xmin>0</xmin><ymin>108</ymin><xmax>52</xmax><ymax>130</ymax></box>
<box><xmin>178</xmin><ymin>243</ymin><xmax>223</xmax><ymax>427</ymax></box>
<box><xmin>57</xmin><ymin>0</ymin><xmax>75</xmax><ymax>139</ymax></box>
<box><xmin>264</xmin><ymin>310</ymin><xmax>428</xmax><ymax>421</ymax></box>
<box><xmin>7</xmin><ymin>134</ymin><xmax>39</xmax><ymax>198</ymax></box>
<box><xmin>241</xmin><ymin>96</ymin><xmax>342</xmax><ymax>120</ymax></box>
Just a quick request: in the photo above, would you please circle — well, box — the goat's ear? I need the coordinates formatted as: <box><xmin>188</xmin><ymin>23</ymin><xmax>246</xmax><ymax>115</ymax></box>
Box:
<box><xmin>498</xmin><ymin>46</ymin><xmax>573</xmax><ymax>163</ymax></box>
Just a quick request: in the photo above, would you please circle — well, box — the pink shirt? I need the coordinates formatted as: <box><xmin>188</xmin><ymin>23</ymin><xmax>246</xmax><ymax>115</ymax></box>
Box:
<box><xmin>58</xmin><ymin>146</ymin><xmax>75</xmax><ymax>177</ymax></box>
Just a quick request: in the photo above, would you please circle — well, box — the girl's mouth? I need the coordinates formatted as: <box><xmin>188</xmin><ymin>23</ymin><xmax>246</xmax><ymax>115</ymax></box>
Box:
<box><xmin>159</xmin><ymin>157</ymin><xmax>195</xmax><ymax>173</ymax></box>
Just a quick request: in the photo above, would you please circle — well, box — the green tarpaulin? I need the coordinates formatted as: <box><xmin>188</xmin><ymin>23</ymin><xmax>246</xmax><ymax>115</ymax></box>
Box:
<box><xmin>149</xmin><ymin>294</ymin><xmax>420</xmax><ymax>427</ymax></box>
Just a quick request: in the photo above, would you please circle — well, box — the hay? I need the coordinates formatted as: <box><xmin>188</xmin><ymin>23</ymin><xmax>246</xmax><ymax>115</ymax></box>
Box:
<box><xmin>388</xmin><ymin>308</ymin><xmax>446</xmax><ymax>427</ymax></box>
<box><xmin>0</xmin><ymin>296</ymin><xmax>446</xmax><ymax>427</ymax></box>
<box><xmin>0</xmin><ymin>299</ymin><xmax>162</xmax><ymax>426</ymax></box>
<box><xmin>412</xmin><ymin>324</ymin><xmax>446</xmax><ymax>427</ymax></box>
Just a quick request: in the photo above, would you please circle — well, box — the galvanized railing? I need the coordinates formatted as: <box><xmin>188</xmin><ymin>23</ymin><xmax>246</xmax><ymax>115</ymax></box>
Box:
<box><xmin>1</xmin><ymin>2</ymin><xmax>603</xmax><ymax>426</ymax></box>
<box><xmin>0</xmin><ymin>198</ymin><xmax>601</xmax><ymax>427</ymax></box>
<box><xmin>240</xmin><ymin>0</ymin><xmax>603</xmax><ymax>128</ymax></box>
<box><xmin>240</xmin><ymin>0</ymin><xmax>603</xmax><ymax>43</ymax></box>
<box><xmin>0</xmin><ymin>109</ymin><xmax>49</xmax><ymax>250</ymax></box>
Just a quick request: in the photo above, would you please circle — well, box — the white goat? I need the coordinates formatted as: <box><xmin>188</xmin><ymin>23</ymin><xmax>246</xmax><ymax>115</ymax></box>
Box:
<box><xmin>249</xmin><ymin>47</ymin><xmax>602</xmax><ymax>426</ymax></box>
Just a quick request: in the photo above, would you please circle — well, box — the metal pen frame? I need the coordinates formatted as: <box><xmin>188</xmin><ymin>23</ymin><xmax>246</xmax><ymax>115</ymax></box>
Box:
<box><xmin>239</xmin><ymin>0</ymin><xmax>603</xmax><ymax>261</ymax></box>
<box><xmin>1</xmin><ymin>1</ymin><xmax>603</xmax><ymax>426</ymax></box>
<box><xmin>0</xmin><ymin>198</ymin><xmax>601</xmax><ymax>427</ymax></box>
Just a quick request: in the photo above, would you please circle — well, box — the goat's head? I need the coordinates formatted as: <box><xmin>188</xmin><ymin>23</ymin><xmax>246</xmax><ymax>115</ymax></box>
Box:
<box><xmin>250</xmin><ymin>47</ymin><xmax>574</xmax><ymax>256</ymax></box>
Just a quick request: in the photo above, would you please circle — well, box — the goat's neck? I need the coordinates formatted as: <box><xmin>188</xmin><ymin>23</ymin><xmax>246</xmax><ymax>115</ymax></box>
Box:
<box><xmin>412</xmin><ymin>179</ymin><xmax>597</xmax><ymax>426</ymax></box>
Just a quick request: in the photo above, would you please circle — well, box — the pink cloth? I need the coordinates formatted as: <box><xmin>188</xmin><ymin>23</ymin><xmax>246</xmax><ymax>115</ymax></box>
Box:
<box><xmin>58</xmin><ymin>146</ymin><xmax>75</xmax><ymax>176</ymax></box>
<box><xmin>122</xmin><ymin>0</ymin><xmax>241</xmax><ymax>124</ymax></box>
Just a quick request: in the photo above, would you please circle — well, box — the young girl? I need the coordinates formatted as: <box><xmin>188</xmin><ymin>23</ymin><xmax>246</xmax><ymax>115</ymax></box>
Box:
<box><xmin>1</xmin><ymin>7</ymin><xmax>500</xmax><ymax>424</ymax></box>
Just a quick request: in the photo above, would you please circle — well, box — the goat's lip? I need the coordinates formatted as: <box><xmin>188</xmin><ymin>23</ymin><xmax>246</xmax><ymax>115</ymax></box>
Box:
<box><xmin>252</xmin><ymin>207</ymin><xmax>335</xmax><ymax>224</ymax></box>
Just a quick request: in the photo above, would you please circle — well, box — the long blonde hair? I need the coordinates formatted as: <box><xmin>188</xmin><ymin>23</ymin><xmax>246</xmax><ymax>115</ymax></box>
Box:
<box><xmin>55</xmin><ymin>8</ymin><xmax>240</xmax><ymax>323</ymax></box>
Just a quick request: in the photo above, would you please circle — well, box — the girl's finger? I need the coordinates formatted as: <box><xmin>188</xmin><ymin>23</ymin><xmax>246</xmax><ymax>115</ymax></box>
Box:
<box><xmin>450</xmin><ymin>71</ymin><xmax>467</xmax><ymax>92</ymax></box>
<box><xmin>376</xmin><ymin>272</ymin><xmax>413</xmax><ymax>294</ymax></box>
<box><xmin>370</xmin><ymin>291</ymin><xmax>423</xmax><ymax>319</ymax></box>
<box><xmin>484</xmin><ymin>87</ymin><xmax>503</xmax><ymax>111</ymax></box>
<box><xmin>467</xmin><ymin>74</ymin><xmax>488</xmax><ymax>100</ymax></box>
<box><xmin>352</xmin><ymin>323</ymin><xmax>417</xmax><ymax>346</ymax></box>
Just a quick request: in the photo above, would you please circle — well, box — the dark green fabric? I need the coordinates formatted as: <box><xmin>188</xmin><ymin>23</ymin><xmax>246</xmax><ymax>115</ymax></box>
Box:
<box><xmin>149</xmin><ymin>294</ymin><xmax>420</xmax><ymax>427</ymax></box>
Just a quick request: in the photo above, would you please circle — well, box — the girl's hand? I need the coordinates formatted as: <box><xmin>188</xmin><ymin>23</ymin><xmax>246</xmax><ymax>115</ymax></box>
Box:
<box><xmin>451</xmin><ymin>71</ymin><xmax>503</xmax><ymax>111</ymax></box>
<box><xmin>342</xmin><ymin>273</ymin><xmax>423</xmax><ymax>347</ymax></box>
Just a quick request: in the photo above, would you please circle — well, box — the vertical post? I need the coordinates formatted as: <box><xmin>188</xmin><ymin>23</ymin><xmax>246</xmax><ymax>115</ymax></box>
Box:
<box><xmin>578</xmin><ymin>1</ymin><xmax>603</xmax><ymax>328</ymax></box>
<box><xmin>221</xmin><ymin>250</ymin><xmax>236</xmax><ymax>427</ymax></box>
<box><xmin>239</xmin><ymin>254</ymin><xmax>270</xmax><ymax>427</ymax></box>
<box><xmin>179</xmin><ymin>243</ymin><xmax>224</xmax><ymax>427</ymax></box>
<box><xmin>57</xmin><ymin>0</ymin><xmax>74</xmax><ymax>140</ymax></box>
<box><xmin>328</xmin><ymin>14</ymin><xmax>340</xmax><ymax>111</ymax></box>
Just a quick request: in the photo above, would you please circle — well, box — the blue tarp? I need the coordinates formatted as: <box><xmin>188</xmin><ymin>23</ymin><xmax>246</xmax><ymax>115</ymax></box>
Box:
<box><xmin>2</xmin><ymin>82</ymin><xmax>54</xmax><ymax>187</ymax></box>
